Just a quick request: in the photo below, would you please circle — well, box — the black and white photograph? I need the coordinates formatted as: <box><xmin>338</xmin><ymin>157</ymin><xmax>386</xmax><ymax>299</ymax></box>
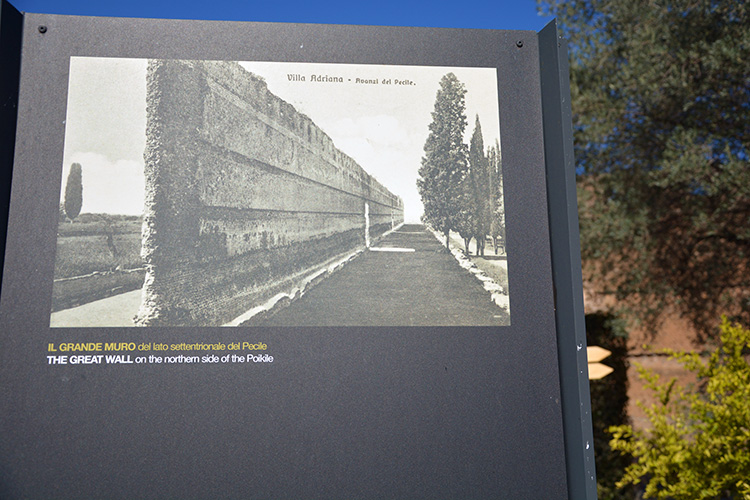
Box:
<box><xmin>50</xmin><ymin>57</ymin><xmax>510</xmax><ymax>327</ymax></box>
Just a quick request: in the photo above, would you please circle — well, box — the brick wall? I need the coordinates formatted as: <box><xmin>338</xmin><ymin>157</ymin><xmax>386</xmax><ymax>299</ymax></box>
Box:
<box><xmin>135</xmin><ymin>60</ymin><xmax>403</xmax><ymax>326</ymax></box>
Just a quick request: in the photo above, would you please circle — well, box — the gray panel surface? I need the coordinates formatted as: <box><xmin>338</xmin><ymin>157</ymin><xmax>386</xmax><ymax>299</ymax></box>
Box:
<box><xmin>0</xmin><ymin>14</ymin><xmax>574</xmax><ymax>499</ymax></box>
<box><xmin>539</xmin><ymin>21</ymin><xmax>597</xmax><ymax>499</ymax></box>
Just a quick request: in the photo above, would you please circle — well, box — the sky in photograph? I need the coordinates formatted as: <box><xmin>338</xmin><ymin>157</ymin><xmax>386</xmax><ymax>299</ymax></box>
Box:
<box><xmin>42</xmin><ymin>0</ymin><xmax>550</xmax><ymax>219</ymax></box>
<box><xmin>61</xmin><ymin>58</ymin><xmax>500</xmax><ymax>221</ymax></box>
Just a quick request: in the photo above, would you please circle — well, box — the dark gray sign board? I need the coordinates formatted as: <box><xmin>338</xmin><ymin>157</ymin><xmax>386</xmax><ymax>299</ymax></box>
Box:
<box><xmin>0</xmin><ymin>2</ymin><xmax>596</xmax><ymax>498</ymax></box>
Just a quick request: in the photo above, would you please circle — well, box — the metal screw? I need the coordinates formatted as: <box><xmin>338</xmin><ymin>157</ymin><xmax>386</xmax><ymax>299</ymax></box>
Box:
<box><xmin>516</xmin><ymin>40</ymin><xmax>523</xmax><ymax>48</ymax></box>
<box><xmin>38</xmin><ymin>25</ymin><xmax>47</xmax><ymax>33</ymax></box>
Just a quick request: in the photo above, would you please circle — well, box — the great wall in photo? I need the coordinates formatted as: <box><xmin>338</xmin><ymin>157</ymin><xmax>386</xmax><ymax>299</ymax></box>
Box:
<box><xmin>135</xmin><ymin>60</ymin><xmax>404</xmax><ymax>326</ymax></box>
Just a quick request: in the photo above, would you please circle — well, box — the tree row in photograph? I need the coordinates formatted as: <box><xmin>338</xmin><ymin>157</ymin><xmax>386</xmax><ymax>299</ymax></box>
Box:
<box><xmin>418</xmin><ymin>73</ymin><xmax>504</xmax><ymax>255</ymax></box>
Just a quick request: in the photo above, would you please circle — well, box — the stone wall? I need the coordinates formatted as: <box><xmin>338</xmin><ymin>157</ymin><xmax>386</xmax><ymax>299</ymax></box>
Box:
<box><xmin>135</xmin><ymin>60</ymin><xmax>403</xmax><ymax>326</ymax></box>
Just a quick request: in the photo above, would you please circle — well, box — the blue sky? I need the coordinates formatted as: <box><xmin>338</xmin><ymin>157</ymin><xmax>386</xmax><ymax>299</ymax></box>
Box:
<box><xmin>10</xmin><ymin>0</ymin><xmax>553</xmax><ymax>31</ymax></box>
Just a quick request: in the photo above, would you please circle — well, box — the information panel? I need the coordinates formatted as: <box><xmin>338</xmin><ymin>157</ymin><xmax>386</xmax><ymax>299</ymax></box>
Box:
<box><xmin>0</xmin><ymin>7</ymin><xmax>595</xmax><ymax>499</ymax></box>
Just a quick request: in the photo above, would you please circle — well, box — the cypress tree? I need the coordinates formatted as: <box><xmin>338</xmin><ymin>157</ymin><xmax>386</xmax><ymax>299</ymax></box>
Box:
<box><xmin>418</xmin><ymin>73</ymin><xmax>469</xmax><ymax>249</ymax></box>
<box><xmin>487</xmin><ymin>140</ymin><xmax>505</xmax><ymax>254</ymax></box>
<box><xmin>64</xmin><ymin>163</ymin><xmax>83</xmax><ymax>221</ymax></box>
<box><xmin>468</xmin><ymin>116</ymin><xmax>489</xmax><ymax>256</ymax></box>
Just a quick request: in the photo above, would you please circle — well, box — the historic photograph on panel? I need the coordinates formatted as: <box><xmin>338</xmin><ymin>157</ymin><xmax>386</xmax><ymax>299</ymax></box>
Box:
<box><xmin>50</xmin><ymin>57</ymin><xmax>509</xmax><ymax>327</ymax></box>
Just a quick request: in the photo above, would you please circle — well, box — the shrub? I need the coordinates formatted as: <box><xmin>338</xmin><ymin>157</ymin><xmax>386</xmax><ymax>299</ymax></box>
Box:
<box><xmin>609</xmin><ymin>318</ymin><xmax>750</xmax><ymax>499</ymax></box>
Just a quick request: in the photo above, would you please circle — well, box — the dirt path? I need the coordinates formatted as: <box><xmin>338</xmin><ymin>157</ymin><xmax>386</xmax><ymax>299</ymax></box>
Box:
<box><xmin>258</xmin><ymin>224</ymin><xmax>509</xmax><ymax>326</ymax></box>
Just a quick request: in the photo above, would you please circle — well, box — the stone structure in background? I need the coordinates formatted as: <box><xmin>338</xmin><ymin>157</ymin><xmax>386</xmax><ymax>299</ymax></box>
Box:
<box><xmin>135</xmin><ymin>60</ymin><xmax>403</xmax><ymax>326</ymax></box>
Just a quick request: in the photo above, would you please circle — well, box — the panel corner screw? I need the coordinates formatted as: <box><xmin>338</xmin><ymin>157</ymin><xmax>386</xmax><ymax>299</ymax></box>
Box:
<box><xmin>516</xmin><ymin>40</ymin><xmax>523</xmax><ymax>48</ymax></box>
<box><xmin>38</xmin><ymin>25</ymin><xmax>47</xmax><ymax>33</ymax></box>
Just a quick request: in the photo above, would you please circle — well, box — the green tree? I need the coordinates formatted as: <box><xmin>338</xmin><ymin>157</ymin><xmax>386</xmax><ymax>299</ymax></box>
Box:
<box><xmin>64</xmin><ymin>163</ymin><xmax>83</xmax><ymax>221</ymax></box>
<box><xmin>609</xmin><ymin>318</ymin><xmax>750</xmax><ymax>499</ymax></box>
<box><xmin>418</xmin><ymin>73</ymin><xmax>469</xmax><ymax>249</ymax></box>
<box><xmin>539</xmin><ymin>0</ymin><xmax>750</xmax><ymax>339</ymax></box>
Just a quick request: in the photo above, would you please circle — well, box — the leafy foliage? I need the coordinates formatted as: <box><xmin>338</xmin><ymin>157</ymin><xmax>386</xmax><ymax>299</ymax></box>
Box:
<box><xmin>418</xmin><ymin>73</ymin><xmax>469</xmax><ymax>247</ymax></box>
<box><xmin>539</xmin><ymin>0</ymin><xmax>750</xmax><ymax>339</ymax></box>
<box><xmin>64</xmin><ymin>163</ymin><xmax>83</xmax><ymax>221</ymax></box>
<box><xmin>609</xmin><ymin>318</ymin><xmax>750</xmax><ymax>499</ymax></box>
